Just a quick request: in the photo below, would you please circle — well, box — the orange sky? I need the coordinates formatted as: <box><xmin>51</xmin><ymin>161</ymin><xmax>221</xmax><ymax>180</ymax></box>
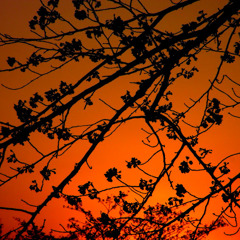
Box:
<box><xmin>0</xmin><ymin>0</ymin><xmax>240</xmax><ymax>239</ymax></box>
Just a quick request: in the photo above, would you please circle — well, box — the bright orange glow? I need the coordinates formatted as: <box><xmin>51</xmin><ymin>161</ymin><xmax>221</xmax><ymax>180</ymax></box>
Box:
<box><xmin>0</xmin><ymin>1</ymin><xmax>240</xmax><ymax>239</ymax></box>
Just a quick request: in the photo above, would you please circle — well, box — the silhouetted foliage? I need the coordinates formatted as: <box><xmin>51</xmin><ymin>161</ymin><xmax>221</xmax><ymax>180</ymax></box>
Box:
<box><xmin>9</xmin><ymin>193</ymin><xmax>227</xmax><ymax>239</ymax></box>
<box><xmin>0</xmin><ymin>0</ymin><xmax>240</xmax><ymax>239</ymax></box>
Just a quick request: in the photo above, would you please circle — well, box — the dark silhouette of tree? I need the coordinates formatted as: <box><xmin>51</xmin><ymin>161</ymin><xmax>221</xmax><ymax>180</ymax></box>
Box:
<box><xmin>0</xmin><ymin>0</ymin><xmax>240</xmax><ymax>239</ymax></box>
<box><xmin>0</xmin><ymin>193</ymin><xmax>226</xmax><ymax>239</ymax></box>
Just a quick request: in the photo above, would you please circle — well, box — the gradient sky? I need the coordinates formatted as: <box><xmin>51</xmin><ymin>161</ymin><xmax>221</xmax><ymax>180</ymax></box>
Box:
<box><xmin>0</xmin><ymin>0</ymin><xmax>240</xmax><ymax>239</ymax></box>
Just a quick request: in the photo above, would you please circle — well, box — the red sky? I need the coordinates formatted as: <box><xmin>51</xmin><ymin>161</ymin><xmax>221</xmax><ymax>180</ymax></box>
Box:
<box><xmin>0</xmin><ymin>0</ymin><xmax>240</xmax><ymax>239</ymax></box>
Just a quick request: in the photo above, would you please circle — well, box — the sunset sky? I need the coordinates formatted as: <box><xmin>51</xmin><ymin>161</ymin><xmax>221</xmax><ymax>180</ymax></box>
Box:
<box><xmin>0</xmin><ymin>0</ymin><xmax>240</xmax><ymax>239</ymax></box>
